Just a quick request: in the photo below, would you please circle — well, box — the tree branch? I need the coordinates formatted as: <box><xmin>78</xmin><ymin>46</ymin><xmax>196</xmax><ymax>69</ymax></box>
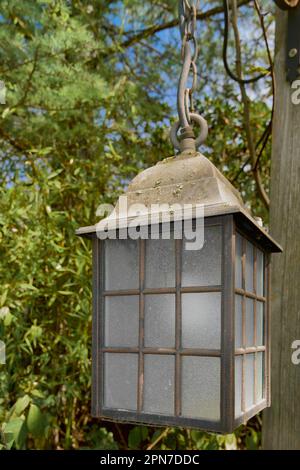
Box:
<box><xmin>146</xmin><ymin>428</ymin><xmax>170</xmax><ymax>451</ymax></box>
<box><xmin>114</xmin><ymin>424</ymin><xmax>128</xmax><ymax>450</ymax></box>
<box><xmin>118</xmin><ymin>0</ymin><xmax>253</xmax><ymax>51</ymax></box>
<box><xmin>253</xmin><ymin>0</ymin><xmax>275</xmax><ymax>172</ymax></box>
<box><xmin>14</xmin><ymin>47</ymin><xmax>39</xmax><ymax>108</ymax></box>
<box><xmin>230</xmin><ymin>0</ymin><xmax>270</xmax><ymax>209</ymax></box>
<box><xmin>0</xmin><ymin>126</ymin><xmax>31</xmax><ymax>155</ymax></box>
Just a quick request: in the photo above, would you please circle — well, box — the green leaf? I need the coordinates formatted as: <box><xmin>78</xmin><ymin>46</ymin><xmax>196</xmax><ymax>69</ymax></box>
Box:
<box><xmin>47</xmin><ymin>169</ymin><xmax>63</xmax><ymax>180</ymax></box>
<box><xmin>128</xmin><ymin>426</ymin><xmax>148</xmax><ymax>449</ymax></box>
<box><xmin>14</xmin><ymin>395</ymin><xmax>31</xmax><ymax>417</ymax></box>
<box><xmin>0</xmin><ymin>306</ymin><xmax>9</xmax><ymax>318</ymax></box>
<box><xmin>224</xmin><ymin>433</ymin><xmax>237</xmax><ymax>450</ymax></box>
<box><xmin>27</xmin><ymin>404</ymin><xmax>47</xmax><ymax>438</ymax></box>
<box><xmin>245</xmin><ymin>429</ymin><xmax>260</xmax><ymax>450</ymax></box>
<box><xmin>3</xmin><ymin>417</ymin><xmax>27</xmax><ymax>449</ymax></box>
<box><xmin>31</xmin><ymin>389</ymin><xmax>45</xmax><ymax>399</ymax></box>
<box><xmin>0</xmin><ymin>306</ymin><xmax>14</xmax><ymax>326</ymax></box>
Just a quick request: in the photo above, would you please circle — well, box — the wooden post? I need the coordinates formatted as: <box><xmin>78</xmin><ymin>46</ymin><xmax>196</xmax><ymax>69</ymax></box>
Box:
<box><xmin>262</xmin><ymin>4</ymin><xmax>300</xmax><ymax>449</ymax></box>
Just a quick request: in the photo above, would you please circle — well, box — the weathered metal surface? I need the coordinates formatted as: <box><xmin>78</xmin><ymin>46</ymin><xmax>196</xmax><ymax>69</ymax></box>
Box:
<box><xmin>76</xmin><ymin>151</ymin><xmax>282</xmax><ymax>252</ymax></box>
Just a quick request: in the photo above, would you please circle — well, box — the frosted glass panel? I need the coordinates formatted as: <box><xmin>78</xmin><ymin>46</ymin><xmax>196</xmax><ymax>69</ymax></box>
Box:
<box><xmin>181</xmin><ymin>357</ymin><xmax>220</xmax><ymax>420</ymax></box>
<box><xmin>104</xmin><ymin>353</ymin><xmax>138</xmax><ymax>410</ymax></box>
<box><xmin>144</xmin><ymin>355</ymin><xmax>174</xmax><ymax>415</ymax></box>
<box><xmin>182</xmin><ymin>225</ymin><xmax>222</xmax><ymax>287</ymax></box>
<box><xmin>256</xmin><ymin>352</ymin><xmax>264</xmax><ymax>402</ymax></box>
<box><xmin>105</xmin><ymin>239</ymin><xmax>139</xmax><ymax>290</ymax></box>
<box><xmin>245</xmin><ymin>241</ymin><xmax>254</xmax><ymax>292</ymax></box>
<box><xmin>235</xmin><ymin>233</ymin><xmax>243</xmax><ymax>289</ymax></box>
<box><xmin>245</xmin><ymin>354</ymin><xmax>255</xmax><ymax>410</ymax></box>
<box><xmin>105</xmin><ymin>296</ymin><xmax>139</xmax><ymax>347</ymax></box>
<box><xmin>256</xmin><ymin>249</ymin><xmax>264</xmax><ymax>296</ymax></box>
<box><xmin>145</xmin><ymin>239</ymin><xmax>175</xmax><ymax>288</ymax></box>
<box><xmin>182</xmin><ymin>293</ymin><xmax>221</xmax><ymax>349</ymax></box>
<box><xmin>235</xmin><ymin>295</ymin><xmax>243</xmax><ymax>349</ymax></box>
<box><xmin>235</xmin><ymin>355</ymin><xmax>242</xmax><ymax>417</ymax></box>
<box><xmin>144</xmin><ymin>295</ymin><xmax>175</xmax><ymax>348</ymax></box>
<box><xmin>245</xmin><ymin>298</ymin><xmax>254</xmax><ymax>347</ymax></box>
<box><xmin>256</xmin><ymin>301</ymin><xmax>264</xmax><ymax>346</ymax></box>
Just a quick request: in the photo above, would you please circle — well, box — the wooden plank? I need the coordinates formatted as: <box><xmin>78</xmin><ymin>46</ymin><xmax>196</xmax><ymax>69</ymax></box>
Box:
<box><xmin>262</xmin><ymin>6</ymin><xmax>300</xmax><ymax>449</ymax></box>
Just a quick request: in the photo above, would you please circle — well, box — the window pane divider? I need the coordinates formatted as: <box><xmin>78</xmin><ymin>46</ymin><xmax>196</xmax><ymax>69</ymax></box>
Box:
<box><xmin>175</xmin><ymin>239</ymin><xmax>182</xmax><ymax>417</ymax></box>
<box><xmin>103</xmin><ymin>286</ymin><xmax>223</xmax><ymax>296</ymax></box>
<box><xmin>103</xmin><ymin>290</ymin><xmax>140</xmax><ymax>296</ymax></box>
<box><xmin>235</xmin><ymin>288</ymin><xmax>266</xmax><ymax>302</ymax></box>
<box><xmin>137</xmin><ymin>239</ymin><xmax>145</xmax><ymax>413</ymax></box>
<box><xmin>235</xmin><ymin>346</ymin><xmax>266</xmax><ymax>355</ymax></box>
<box><xmin>180</xmin><ymin>285</ymin><xmax>222</xmax><ymax>293</ymax></box>
<box><xmin>102</xmin><ymin>347</ymin><xmax>222</xmax><ymax>356</ymax></box>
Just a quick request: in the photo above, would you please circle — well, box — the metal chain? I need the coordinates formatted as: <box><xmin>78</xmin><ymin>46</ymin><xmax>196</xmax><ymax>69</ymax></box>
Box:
<box><xmin>170</xmin><ymin>0</ymin><xmax>208</xmax><ymax>152</ymax></box>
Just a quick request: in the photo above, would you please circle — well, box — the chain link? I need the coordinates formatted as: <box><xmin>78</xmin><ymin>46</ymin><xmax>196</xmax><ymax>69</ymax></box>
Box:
<box><xmin>178</xmin><ymin>0</ymin><xmax>199</xmax><ymax>127</ymax></box>
<box><xmin>170</xmin><ymin>0</ymin><xmax>208</xmax><ymax>152</ymax></box>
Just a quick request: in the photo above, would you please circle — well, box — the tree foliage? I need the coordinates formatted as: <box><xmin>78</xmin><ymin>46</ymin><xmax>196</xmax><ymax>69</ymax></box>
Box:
<box><xmin>0</xmin><ymin>0</ymin><xmax>274</xmax><ymax>449</ymax></box>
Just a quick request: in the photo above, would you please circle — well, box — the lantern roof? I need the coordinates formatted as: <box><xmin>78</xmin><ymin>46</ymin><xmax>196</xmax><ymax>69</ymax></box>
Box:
<box><xmin>76</xmin><ymin>151</ymin><xmax>282</xmax><ymax>253</ymax></box>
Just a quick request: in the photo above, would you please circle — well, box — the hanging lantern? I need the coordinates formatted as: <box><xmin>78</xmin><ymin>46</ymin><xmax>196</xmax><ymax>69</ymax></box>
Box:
<box><xmin>77</xmin><ymin>0</ymin><xmax>282</xmax><ymax>433</ymax></box>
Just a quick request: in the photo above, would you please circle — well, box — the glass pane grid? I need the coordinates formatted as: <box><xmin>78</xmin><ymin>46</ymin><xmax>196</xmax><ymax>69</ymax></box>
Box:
<box><xmin>145</xmin><ymin>238</ymin><xmax>176</xmax><ymax>288</ymax></box>
<box><xmin>234</xmin><ymin>234</ymin><xmax>267</xmax><ymax>416</ymax></box>
<box><xmin>102</xmin><ymin>226</ymin><xmax>223</xmax><ymax>420</ymax></box>
<box><xmin>182</xmin><ymin>225</ymin><xmax>222</xmax><ymax>287</ymax></box>
<box><xmin>103</xmin><ymin>286</ymin><xmax>222</xmax><ymax>295</ymax></box>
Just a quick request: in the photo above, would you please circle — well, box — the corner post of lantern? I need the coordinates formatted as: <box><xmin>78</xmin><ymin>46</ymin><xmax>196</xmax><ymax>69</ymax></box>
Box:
<box><xmin>91</xmin><ymin>237</ymin><xmax>102</xmax><ymax>417</ymax></box>
<box><xmin>76</xmin><ymin>0</ymin><xmax>282</xmax><ymax>434</ymax></box>
<box><xmin>137</xmin><ymin>239</ymin><xmax>145</xmax><ymax>414</ymax></box>
<box><xmin>221</xmin><ymin>215</ymin><xmax>235</xmax><ymax>433</ymax></box>
<box><xmin>265</xmin><ymin>251</ymin><xmax>272</xmax><ymax>409</ymax></box>
<box><xmin>175</xmin><ymin>237</ymin><xmax>182</xmax><ymax>417</ymax></box>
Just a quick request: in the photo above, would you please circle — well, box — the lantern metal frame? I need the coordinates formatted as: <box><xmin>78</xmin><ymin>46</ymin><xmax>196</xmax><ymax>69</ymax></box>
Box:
<box><xmin>78</xmin><ymin>151</ymin><xmax>281</xmax><ymax>433</ymax></box>
<box><xmin>83</xmin><ymin>216</ymin><xmax>270</xmax><ymax>433</ymax></box>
